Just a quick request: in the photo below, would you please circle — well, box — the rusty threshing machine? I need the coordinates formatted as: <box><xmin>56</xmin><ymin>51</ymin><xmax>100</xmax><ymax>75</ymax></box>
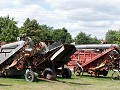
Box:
<box><xmin>0</xmin><ymin>38</ymin><xmax>76</xmax><ymax>82</ymax></box>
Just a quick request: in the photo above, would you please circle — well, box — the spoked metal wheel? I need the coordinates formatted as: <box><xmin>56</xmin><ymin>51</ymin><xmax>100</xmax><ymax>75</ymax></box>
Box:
<box><xmin>111</xmin><ymin>70</ymin><xmax>120</xmax><ymax>80</ymax></box>
<box><xmin>25</xmin><ymin>69</ymin><xmax>35</xmax><ymax>82</ymax></box>
<box><xmin>73</xmin><ymin>63</ymin><xmax>83</xmax><ymax>76</ymax></box>
<box><xmin>74</xmin><ymin>66</ymin><xmax>83</xmax><ymax>76</ymax></box>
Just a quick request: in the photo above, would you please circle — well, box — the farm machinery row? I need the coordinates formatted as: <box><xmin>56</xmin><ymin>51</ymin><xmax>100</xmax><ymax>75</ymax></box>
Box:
<box><xmin>1</xmin><ymin>38</ymin><xmax>120</xmax><ymax>82</ymax></box>
<box><xmin>68</xmin><ymin>44</ymin><xmax>120</xmax><ymax>80</ymax></box>
<box><xmin>0</xmin><ymin>38</ymin><xmax>76</xmax><ymax>82</ymax></box>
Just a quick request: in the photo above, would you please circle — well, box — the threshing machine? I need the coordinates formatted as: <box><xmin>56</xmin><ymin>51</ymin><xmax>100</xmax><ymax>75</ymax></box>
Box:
<box><xmin>68</xmin><ymin>44</ymin><xmax>120</xmax><ymax>77</ymax></box>
<box><xmin>0</xmin><ymin>38</ymin><xmax>76</xmax><ymax>82</ymax></box>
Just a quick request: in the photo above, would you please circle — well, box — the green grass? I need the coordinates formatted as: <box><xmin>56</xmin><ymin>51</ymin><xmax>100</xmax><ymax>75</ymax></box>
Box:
<box><xmin>0</xmin><ymin>72</ymin><xmax>120</xmax><ymax>90</ymax></box>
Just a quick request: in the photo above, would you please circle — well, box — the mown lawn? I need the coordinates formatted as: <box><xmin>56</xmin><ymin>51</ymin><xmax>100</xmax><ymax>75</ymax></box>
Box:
<box><xmin>0</xmin><ymin>72</ymin><xmax>120</xmax><ymax>90</ymax></box>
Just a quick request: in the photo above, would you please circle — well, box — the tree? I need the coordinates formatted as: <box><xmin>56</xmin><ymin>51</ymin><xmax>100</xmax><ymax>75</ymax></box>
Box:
<box><xmin>74</xmin><ymin>32</ymin><xmax>91</xmax><ymax>44</ymax></box>
<box><xmin>51</xmin><ymin>28</ymin><xmax>73</xmax><ymax>44</ymax></box>
<box><xmin>21</xmin><ymin>18</ymin><xmax>72</xmax><ymax>43</ymax></box>
<box><xmin>105</xmin><ymin>30</ymin><xmax>120</xmax><ymax>46</ymax></box>
<box><xmin>90</xmin><ymin>37</ymin><xmax>100</xmax><ymax>44</ymax></box>
<box><xmin>0</xmin><ymin>16</ymin><xmax>19</xmax><ymax>42</ymax></box>
<box><xmin>65</xmin><ymin>32</ymin><xmax>73</xmax><ymax>44</ymax></box>
<box><xmin>21</xmin><ymin>18</ymin><xmax>39</xmax><ymax>36</ymax></box>
<box><xmin>74</xmin><ymin>32</ymin><xmax>100</xmax><ymax>44</ymax></box>
<box><xmin>39</xmin><ymin>24</ymin><xmax>53</xmax><ymax>40</ymax></box>
<box><xmin>21</xmin><ymin>18</ymin><xmax>55</xmax><ymax>42</ymax></box>
<box><xmin>105</xmin><ymin>30</ymin><xmax>119</xmax><ymax>44</ymax></box>
<box><xmin>20</xmin><ymin>18</ymin><xmax>42</xmax><ymax>42</ymax></box>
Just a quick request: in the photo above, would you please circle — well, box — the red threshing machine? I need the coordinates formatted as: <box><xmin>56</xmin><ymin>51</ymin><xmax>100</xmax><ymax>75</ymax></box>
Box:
<box><xmin>68</xmin><ymin>44</ymin><xmax>120</xmax><ymax>77</ymax></box>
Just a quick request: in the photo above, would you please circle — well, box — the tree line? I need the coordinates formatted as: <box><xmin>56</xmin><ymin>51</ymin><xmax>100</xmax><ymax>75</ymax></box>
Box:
<box><xmin>0</xmin><ymin>16</ymin><xmax>119</xmax><ymax>45</ymax></box>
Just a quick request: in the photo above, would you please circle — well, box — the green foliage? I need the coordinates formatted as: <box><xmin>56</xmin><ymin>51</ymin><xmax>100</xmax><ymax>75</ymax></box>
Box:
<box><xmin>0</xmin><ymin>16</ymin><xmax>102</xmax><ymax>44</ymax></box>
<box><xmin>20</xmin><ymin>18</ymin><xmax>72</xmax><ymax>43</ymax></box>
<box><xmin>22</xmin><ymin>18</ymin><xmax>39</xmax><ymax>35</ymax></box>
<box><xmin>105</xmin><ymin>30</ymin><xmax>120</xmax><ymax>46</ymax></box>
<box><xmin>0</xmin><ymin>16</ymin><xmax>19</xmax><ymax>42</ymax></box>
<box><xmin>90</xmin><ymin>37</ymin><xmax>100</xmax><ymax>44</ymax></box>
<box><xmin>39</xmin><ymin>24</ymin><xmax>53</xmax><ymax>40</ymax></box>
<box><xmin>51</xmin><ymin>28</ymin><xmax>73</xmax><ymax>44</ymax></box>
<box><xmin>20</xmin><ymin>18</ymin><xmax>42</xmax><ymax>42</ymax></box>
<box><xmin>74</xmin><ymin>32</ymin><xmax>100</xmax><ymax>44</ymax></box>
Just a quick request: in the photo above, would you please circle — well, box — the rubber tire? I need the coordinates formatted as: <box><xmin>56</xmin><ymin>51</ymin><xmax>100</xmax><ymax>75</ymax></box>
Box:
<box><xmin>103</xmin><ymin>70</ymin><xmax>108</xmax><ymax>76</ymax></box>
<box><xmin>62</xmin><ymin>68</ymin><xmax>72</xmax><ymax>78</ymax></box>
<box><xmin>25</xmin><ymin>69</ymin><xmax>35</xmax><ymax>82</ymax></box>
<box><xmin>43</xmin><ymin>68</ymin><xmax>56</xmax><ymax>80</ymax></box>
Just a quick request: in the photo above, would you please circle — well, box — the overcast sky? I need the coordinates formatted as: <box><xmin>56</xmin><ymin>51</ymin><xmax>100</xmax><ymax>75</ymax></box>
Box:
<box><xmin>0</xmin><ymin>0</ymin><xmax>120</xmax><ymax>39</ymax></box>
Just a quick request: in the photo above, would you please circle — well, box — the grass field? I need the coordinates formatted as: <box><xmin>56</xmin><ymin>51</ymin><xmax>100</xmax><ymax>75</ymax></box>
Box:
<box><xmin>0</xmin><ymin>72</ymin><xmax>120</xmax><ymax>90</ymax></box>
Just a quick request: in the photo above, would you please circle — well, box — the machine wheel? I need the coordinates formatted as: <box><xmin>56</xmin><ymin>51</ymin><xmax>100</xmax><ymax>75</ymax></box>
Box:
<box><xmin>111</xmin><ymin>70</ymin><xmax>120</xmax><ymax>80</ymax></box>
<box><xmin>25</xmin><ymin>69</ymin><xmax>35</xmax><ymax>82</ymax></box>
<box><xmin>62</xmin><ymin>68</ymin><xmax>72</xmax><ymax>78</ymax></box>
<box><xmin>74</xmin><ymin>66</ymin><xmax>83</xmax><ymax>76</ymax></box>
<box><xmin>102</xmin><ymin>70</ymin><xmax>108</xmax><ymax>76</ymax></box>
<box><xmin>43</xmin><ymin>68</ymin><xmax>56</xmax><ymax>80</ymax></box>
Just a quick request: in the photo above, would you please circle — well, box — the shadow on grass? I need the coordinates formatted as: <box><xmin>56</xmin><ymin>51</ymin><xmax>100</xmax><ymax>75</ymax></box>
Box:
<box><xmin>2</xmin><ymin>76</ymin><xmax>25</xmax><ymax>79</ymax></box>
<box><xmin>0</xmin><ymin>84</ymin><xmax>12</xmax><ymax>86</ymax></box>
<box><xmin>81</xmin><ymin>74</ymin><xmax>111</xmax><ymax>80</ymax></box>
<box><xmin>37</xmin><ymin>76</ymin><xmax>91</xmax><ymax>85</ymax></box>
<box><xmin>56</xmin><ymin>80</ymin><xmax>92</xmax><ymax>85</ymax></box>
<box><xmin>57</xmin><ymin>76</ymin><xmax>76</xmax><ymax>79</ymax></box>
<box><xmin>0</xmin><ymin>74</ymin><xmax>112</xmax><ymax>83</ymax></box>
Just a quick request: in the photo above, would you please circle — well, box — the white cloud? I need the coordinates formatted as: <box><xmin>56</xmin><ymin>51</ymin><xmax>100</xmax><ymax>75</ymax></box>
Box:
<box><xmin>1</xmin><ymin>0</ymin><xmax>120</xmax><ymax>39</ymax></box>
<box><xmin>111</xmin><ymin>21</ymin><xmax>120</xmax><ymax>30</ymax></box>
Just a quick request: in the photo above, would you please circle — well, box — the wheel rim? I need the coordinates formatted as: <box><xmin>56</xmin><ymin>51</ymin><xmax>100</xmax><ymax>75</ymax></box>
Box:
<box><xmin>111</xmin><ymin>71</ymin><xmax>120</xmax><ymax>80</ymax></box>
<box><xmin>74</xmin><ymin>67</ymin><xmax>83</xmax><ymax>76</ymax></box>
<box><xmin>25</xmin><ymin>69</ymin><xmax>35</xmax><ymax>82</ymax></box>
<box><xmin>27</xmin><ymin>72</ymin><xmax>33</xmax><ymax>81</ymax></box>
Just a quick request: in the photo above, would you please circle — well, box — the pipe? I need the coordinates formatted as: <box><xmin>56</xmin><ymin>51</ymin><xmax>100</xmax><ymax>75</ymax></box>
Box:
<box><xmin>75</xmin><ymin>44</ymin><xmax>119</xmax><ymax>49</ymax></box>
